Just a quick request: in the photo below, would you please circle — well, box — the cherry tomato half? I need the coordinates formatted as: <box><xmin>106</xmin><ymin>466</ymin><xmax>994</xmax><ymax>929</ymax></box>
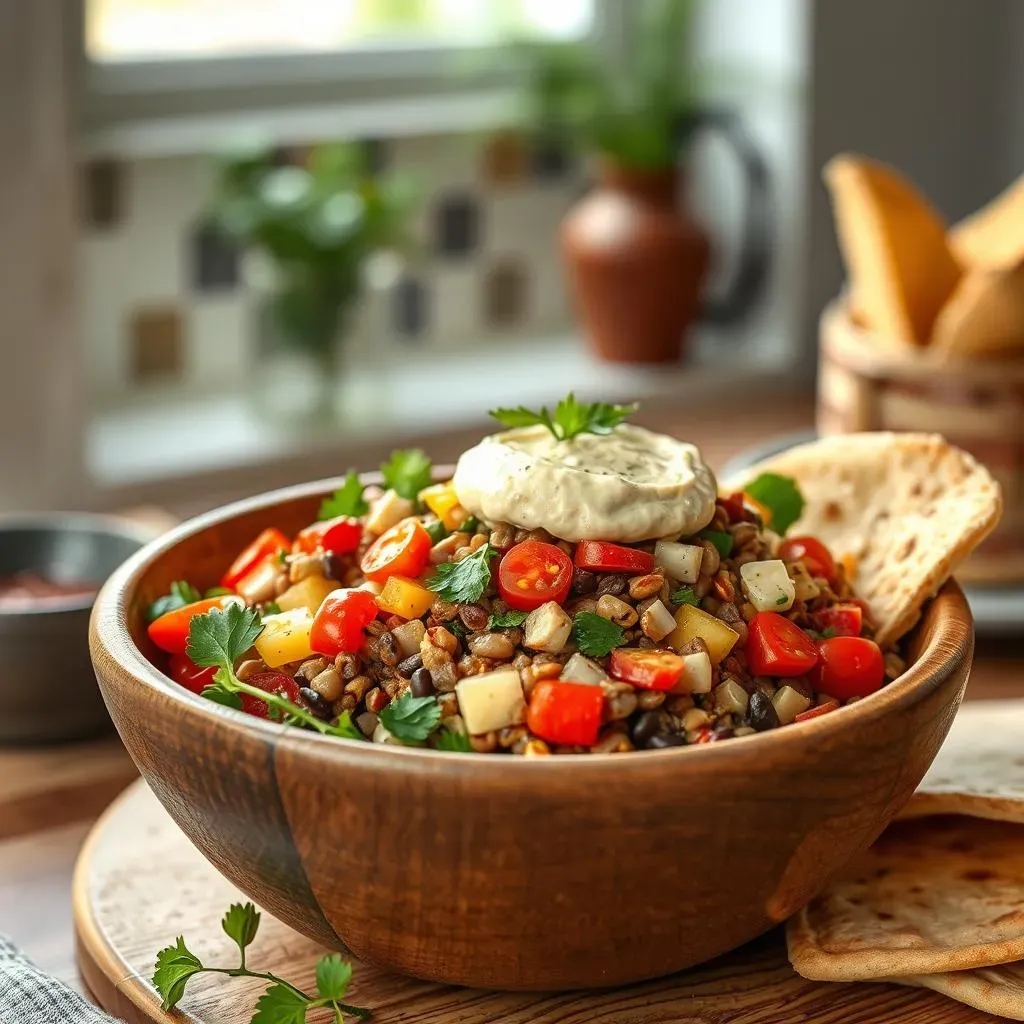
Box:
<box><xmin>745</xmin><ymin>612</ymin><xmax>819</xmax><ymax>677</ymax></box>
<box><xmin>778</xmin><ymin>535</ymin><xmax>837</xmax><ymax>583</ymax></box>
<box><xmin>310</xmin><ymin>588</ymin><xmax>379</xmax><ymax>657</ymax></box>
<box><xmin>240</xmin><ymin>671</ymin><xmax>303</xmax><ymax>720</ymax></box>
<box><xmin>221</xmin><ymin>528</ymin><xmax>291</xmax><ymax>590</ymax></box>
<box><xmin>293</xmin><ymin>516</ymin><xmax>363</xmax><ymax>556</ymax></box>
<box><xmin>497</xmin><ymin>541</ymin><xmax>574</xmax><ymax>612</ymax></box>
<box><xmin>527</xmin><ymin>680</ymin><xmax>604</xmax><ymax>747</ymax></box>
<box><xmin>812</xmin><ymin>636</ymin><xmax>885</xmax><ymax>701</ymax></box>
<box><xmin>810</xmin><ymin>603</ymin><xmax>863</xmax><ymax>638</ymax></box>
<box><xmin>574</xmin><ymin>541</ymin><xmax>655</xmax><ymax>575</ymax></box>
<box><xmin>148</xmin><ymin>595</ymin><xmax>239</xmax><ymax>656</ymax></box>
<box><xmin>167</xmin><ymin>653</ymin><xmax>217</xmax><ymax>694</ymax></box>
<box><xmin>609</xmin><ymin>648</ymin><xmax>685</xmax><ymax>691</ymax></box>
<box><xmin>360</xmin><ymin>519</ymin><xmax>431</xmax><ymax>583</ymax></box>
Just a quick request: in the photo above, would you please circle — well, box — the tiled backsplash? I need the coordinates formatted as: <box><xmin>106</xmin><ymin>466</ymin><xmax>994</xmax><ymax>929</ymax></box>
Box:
<box><xmin>80</xmin><ymin>130</ymin><xmax>583</xmax><ymax>405</ymax></box>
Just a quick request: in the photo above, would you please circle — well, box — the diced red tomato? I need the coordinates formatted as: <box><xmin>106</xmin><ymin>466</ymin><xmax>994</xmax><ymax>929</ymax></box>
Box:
<box><xmin>794</xmin><ymin>700</ymin><xmax>840</xmax><ymax>723</ymax></box>
<box><xmin>360</xmin><ymin>519</ymin><xmax>431</xmax><ymax>583</ymax></box>
<box><xmin>310</xmin><ymin>588</ymin><xmax>379</xmax><ymax>657</ymax></box>
<box><xmin>812</xmin><ymin>636</ymin><xmax>885</xmax><ymax>701</ymax></box>
<box><xmin>718</xmin><ymin>493</ymin><xmax>758</xmax><ymax>525</ymax></box>
<box><xmin>745</xmin><ymin>612</ymin><xmax>819</xmax><ymax>677</ymax></box>
<box><xmin>574</xmin><ymin>540</ymin><xmax>655</xmax><ymax>575</ymax></box>
<box><xmin>497</xmin><ymin>541</ymin><xmax>573</xmax><ymax>612</ymax></box>
<box><xmin>811</xmin><ymin>603</ymin><xmax>863</xmax><ymax>638</ymax></box>
<box><xmin>293</xmin><ymin>516</ymin><xmax>362</xmax><ymax>556</ymax></box>
<box><xmin>240</xmin><ymin>671</ymin><xmax>303</xmax><ymax>719</ymax></box>
<box><xmin>167</xmin><ymin>653</ymin><xmax>217</xmax><ymax>694</ymax></box>
<box><xmin>148</xmin><ymin>595</ymin><xmax>239</xmax><ymax>655</ymax></box>
<box><xmin>778</xmin><ymin>536</ymin><xmax>837</xmax><ymax>583</ymax></box>
<box><xmin>221</xmin><ymin>528</ymin><xmax>291</xmax><ymax>590</ymax></box>
<box><xmin>609</xmin><ymin>648</ymin><xmax>684</xmax><ymax>691</ymax></box>
<box><xmin>527</xmin><ymin>680</ymin><xmax>604</xmax><ymax>747</ymax></box>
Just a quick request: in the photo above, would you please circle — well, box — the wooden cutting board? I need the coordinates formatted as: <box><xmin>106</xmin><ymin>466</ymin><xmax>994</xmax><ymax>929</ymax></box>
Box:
<box><xmin>73</xmin><ymin>781</ymin><xmax>989</xmax><ymax>1023</ymax></box>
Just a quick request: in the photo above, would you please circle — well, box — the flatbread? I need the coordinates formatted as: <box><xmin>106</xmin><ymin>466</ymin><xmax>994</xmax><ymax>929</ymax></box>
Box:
<box><xmin>932</xmin><ymin>262</ymin><xmax>1024</xmax><ymax>359</ymax></box>
<box><xmin>724</xmin><ymin>433</ymin><xmax>1003</xmax><ymax>647</ymax></box>
<box><xmin>897</xmin><ymin>699</ymin><xmax>1024</xmax><ymax>825</ymax></box>
<box><xmin>786</xmin><ymin>815</ymin><xmax>1024</xmax><ymax>981</ymax></box>
<box><xmin>893</xmin><ymin>965</ymin><xmax>1024</xmax><ymax>1021</ymax></box>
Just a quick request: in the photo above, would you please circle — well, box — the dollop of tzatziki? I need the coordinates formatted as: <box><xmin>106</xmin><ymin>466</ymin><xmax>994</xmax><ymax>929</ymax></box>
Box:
<box><xmin>452</xmin><ymin>424</ymin><xmax>717</xmax><ymax>542</ymax></box>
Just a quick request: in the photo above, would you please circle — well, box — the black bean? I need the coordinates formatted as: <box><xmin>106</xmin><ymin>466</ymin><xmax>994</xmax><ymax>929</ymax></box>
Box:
<box><xmin>397</xmin><ymin>653</ymin><xmax>423</xmax><ymax>677</ymax></box>
<box><xmin>596</xmin><ymin>573</ymin><xmax>627</xmax><ymax>597</ymax></box>
<box><xmin>410</xmin><ymin>667</ymin><xmax>434</xmax><ymax>698</ymax></box>
<box><xmin>322</xmin><ymin>552</ymin><xmax>345</xmax><ymax>580</ymax></box>
<box><xmin>647</xmin><ymin>733</ymin><xmax>686</xmax><ymax>749</ymax></box>
<box><xmin>748</xmin><ymin>691</ymin><xmax>779</xmax><ymax>731</ymax></box>
<box><xmin>631</xmin><ymin>710</ymin><xmax>663</xmax><ymax>748</ymax></box>
<box><xmin>299</xmin><ymin>686</ymin><xmax>333</xmax><ymax>720</ymax></box>
<box><xmin>570</xmin><ymin>568</ymin><xmax>598</xmax><ymax>596</ymax></box>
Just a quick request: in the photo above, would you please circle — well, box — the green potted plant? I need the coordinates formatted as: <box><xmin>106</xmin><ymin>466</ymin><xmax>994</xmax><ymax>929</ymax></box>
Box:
<box><xmin>206</xmin><ymin>142</ymin><xmax>416</xmax><ymax>421</ymax></box>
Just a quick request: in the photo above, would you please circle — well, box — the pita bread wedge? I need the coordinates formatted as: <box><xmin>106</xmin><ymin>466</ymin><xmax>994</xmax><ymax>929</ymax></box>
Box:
<box><xmin>932</xmin><ymin>262</ymin><xmax>1024</xmax><ymax>359</ymax></box>
<box><xmin>787</xmin><ymin>816</ymin><xmax>1024</xmax><ymax>981</ymax></box>
<box><xmin>724</xmin><ymin>433</ymin><xmax>1002</xmax><ymax>648</ymax></box>
<box><xmin>898</xmin><ymin>699</ymin><xmax>1024</xmax><ymax>825</ymax></box>
<box><xmin>893</xmin><ymin>964</ymin><xmax>1024</xmax><ymax>1021</ymax></box>
<box><xmin>951</xmin><ymin>172</ymin><xmax>1024</xmax><ymax>270</ymax></box>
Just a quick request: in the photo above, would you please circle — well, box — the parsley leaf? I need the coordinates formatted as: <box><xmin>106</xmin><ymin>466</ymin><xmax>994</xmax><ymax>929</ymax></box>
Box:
<box><xmin>315</xmin><ymin>954</ymin><xmax>353</xmax><ymax>1001</ymax></box>
<box><xmin>806</xmin><ymin>627</ymin><xmax>837</xmax><ymax>641</ymax></box>
<box><xmin>448</xmin><ymin>618</ymin><xmax>469</xmax><ymax>639</ymax></box>
<box><xmin>671</xmin><ymin>586</ymin><xmax>700</xmax><ymax>607</ymax></box>
<box><xmin>742</xmin><ymin>472</ymin><xmax>805</xmax><ymax>536</ymax></box>
<box><xmin>436</xmin><ymin>727</ymin><xmax>473</xmax><ymax>753</ymax></box>
<box><xmin>147</xmin><ymin>580</ymin><xmax>202</xmax><ymax>622</ymax></box>
<box><xmin>251</xmin><ymin>984</ymin><xmax>308</xmax><ymax>1024</ymax></box>
<box><xmin>222</xmin><ymin>903</ymin><xmax>260</xmax><ymax>966</ymax></box>
<box><xmin>487</xmin><ymin>609</ymin><xmax>528</xmax><ymax>630</ymax></box>
<box><xmin>571</xmin><ymin>612</ymin><xmax>627</xmax><ymax>657</ymax></box>
<box><xmin>379</xmin><ymin>693</ymin><xmax>442</xmax><ymax>743</ymax></box>
<box><xmin>381</xmin><ymin>448</ymin><xmax>433</xmax><ymax>502</ymax></box>
<box><xmin>697</xmin><ymin>529</ymin><xmax>734</xmax><ymax>559</ymax></box>
<box><xmin>489</xmin><ymin>392</ymin><xmax>638</xmax><ymax>443</ymax></box>
<box><xmin>427</xmin><ymin>543</ymin><xmax>498</xmax><ymax>603</ymax></box>
<box><xmin>153</xmin><ymin>937</ymin><xmax>204</xmax><ymax>1011</ymax></box>
<box><xmin>262</xmin><ymin>600</ymin><xmax>282</xmax><ymax>615</ymax></box>
<box><xmin>186</xmin><ymin>603</ymin><xmax>264</xmax><ymax>675</ymax></box>
<box><xmin>318</xmin><ymin>470</ymin><xmax>368</xmax><ymax>520</ymax></box>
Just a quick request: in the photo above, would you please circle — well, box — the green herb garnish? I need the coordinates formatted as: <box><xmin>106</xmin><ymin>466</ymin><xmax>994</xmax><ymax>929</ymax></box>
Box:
<box><xmin>427</xmin><ymin>543</ymin><xmax>498</xmax><ymax>603</ymax></box>
<box><xmin>424</xmin><ymin>519</ymin><xmax>447</xmax><ymax>545</ymax></box>
<box><xmin>378</xmin><ymin>692</ymin><xmax>442</xmax><ymax>744</ymax></box>
<box><xmin>146</xmin><ymin>580</ymin><xmax>202</xmax><ymax>621</ymax></box>
<box><xmin>571</xmin><ymin>611</ymin><xmax>627</xmax><ymax>657</ymax></box>
<box><xmin>153</xmin><ymin>902</ymin><xmax>370</xmax><ymax>1021</ymax></box>
<box><xmin>806</xmin><ymin>627</ymin><xmax>837</xmax><ymax>641</ymax></box>
<box><xmin>203</xmin><ymin>586</ymin><xmax>234</xmax><ymax>599</ymax></box>
<box><xmin>670</xmin><ymin>586</ymin><xmax>700</xmax><ymax>607</ymax></box>
<box><xmin>742</xmin><ymin>472</ymin><xmax>805</xmax><ymax>536</ymax></box>
<box><xmin>487</xmin><ymin>609</ymin><xmax>528</xmax><ymax>630</ymax></box>
<box><xmin>319</xmin><ymin>470</ymin><xmax>368</xmax><ymax>520</ymax></box>
<box><xmin>697</xmin><ymin>529</ymin><xmax>734</xmax><ymax>559</ymax></box>
<box><xmin>262</xmin><ymin>600</ymin><xmax>282</xmax><ymax>615</ymax></box>
<box><xmin>380</xmin><ymin>448</ymin><xmax>433</xmax><ymax>502</ymax></box>
<box><xmin>448</xmin><ymin>618</ymin><xmax>469</xmax><ymax>639</ymax></box>
<box><xmin>490</xmin><ymin>392</ymin><xmax>638</xmax><ymax>443</ymax></box>
<box><xmin>461</xmin><ymin>515</ymin><xmax>480</xmax><ymax>534</ymax></box>
<box><xmin>776</xmin><ymin>596</ymin><xmax>789</xmax><ymax>606</ymax></box>
<box><xmin>436</xmin><ymin>727</ymin><xmax>473</xmax><ymax>753</ymax></box>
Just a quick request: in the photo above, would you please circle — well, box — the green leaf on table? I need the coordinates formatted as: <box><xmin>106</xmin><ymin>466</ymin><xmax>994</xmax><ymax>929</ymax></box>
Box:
<box><xmin>378</xmin><ymin>693</ymin><xmax>442</xmax><ymax>744</ymax></box>
<box><xmin>251</xmin><ymin>983</ymin><xmax>309</xmax><ymax>1024</ymax></box>
<box><xmin>319</xmin><ymin>470</ymin><xmax>369</xmax><ymax>520</ymax></box>
<box><xmin>315</xmin><ymin>954</ymin><xmax>353</xmax><ymax>1001</ymax></box>
<box><xmin>380</xmin><ymin>448</ymin><xmax>433</xmax><ymax>502</ymax></box>
<box><xmin>427</xmin><ymin>543</ymin><xmax>498</xmax><ymax>604</ymax></box>
<box><xmin>742</xmin><ymin>472</ymin><xmax>805</xmax><ymax>536</ymax></box>
<box><xmin>153</xmin><ymin>937</ymin><xmax>205</xmax><ymax>1011</ymax></box>
<box><xmin>571</xmin><ymin>612</ymin><xmax>627</xmax><ymax>658</ymax></box>
<box><xmin>222</xmin><ymin>902</ymin><xmax>261</xmax><ymax>958</ymax></box>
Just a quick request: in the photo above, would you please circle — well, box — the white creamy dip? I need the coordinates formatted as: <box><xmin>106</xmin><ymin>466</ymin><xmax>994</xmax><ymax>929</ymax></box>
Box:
<box><xmin>452</xmin><ymin>424</ymin><xmax>718</xmax><ymax>542</ymax></box>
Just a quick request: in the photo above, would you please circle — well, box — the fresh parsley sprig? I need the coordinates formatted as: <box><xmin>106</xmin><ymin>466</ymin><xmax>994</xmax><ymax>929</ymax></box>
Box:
<box><xmin>185</xmin><ymin>604</ymin><xmax>361</xmax><ymax>740</ymax></box>
<box><xmin>153</xmin><ymin>902</ymin><xmax>371</xmax><ymax>1022</ymax></box>
<box><xmin>147</xmin><ymin>580</ymin><xmax>202</xmax><ymax>622</ymax></box>
<box><xmin>697</xmin><ymin>529</ymin><xmax>734</xmax><ymax>559</ymax></box>
<box><xmin>670</xmin><ymin>586</ymin><xmax>700</xmax><ymax>607</ymax></box>
<box><xmin>381</xmin><ymin>449</ymin><xmax>433</xmax><ymax>502</ymax></box>
<box><xmin>571</xmin><ymin>611</ymin><xmax>627</xmax><ymax>658</ymax></box>
<box><xmin>742</xmin><ymin>472</ymin><xmax>805</xmax><ymax>536</ymax></box>
<box><xmin>487</xmin><ymin>609</ymin><xmax>528</xmax><ymax>630</ymax></box>
<box><xmin>435</xmin><ymin>725</ymin><xmax>473</xmax><ymax>752</ymax></box>
<box><xmin>319</xmin><ymin>470</ymin><xmax>369</xmax><ymax>520</ymax></box>
<box><xmin>378</xmin><ymin>692</ymin><xmax>442</xmax><ymax>743</ymax></box>
<box><xmin>490</xmin><ymin>392</ymin><xmax>638</xmax><ymax>443</ymax></box>
<box><xmin>427</xmin><ymin>543</ymin><xmax>498</xmax><ymax>603</ymax></box>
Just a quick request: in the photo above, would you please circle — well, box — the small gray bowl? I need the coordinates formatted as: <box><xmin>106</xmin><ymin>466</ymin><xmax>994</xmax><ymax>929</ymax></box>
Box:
<box><xmin>0</xmin><ymin>513</ymin><xmax>155</xmax><ymax>744</ymax></box>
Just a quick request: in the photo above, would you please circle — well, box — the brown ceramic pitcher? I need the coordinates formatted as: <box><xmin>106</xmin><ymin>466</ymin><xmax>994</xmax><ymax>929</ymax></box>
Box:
<box><xmin>561</xmin><ymin>109</ymin><xmax>771</xmax><ymax>364</ymax></box>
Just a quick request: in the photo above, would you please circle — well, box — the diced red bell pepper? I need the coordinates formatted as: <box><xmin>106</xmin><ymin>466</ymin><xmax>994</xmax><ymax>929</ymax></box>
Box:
<box><xmin>293</xmin><ymin>516</ymin><xmax>363</xmax><ymax>556</ymax></box>
<box><xmin>609</xmin><ymin>648</ymin><xmax>684</xmax><ymax>691</ymax></box>
<box><xmin>148</xmin><ymin>595</ymin><xmax>239</xmax><ymax>656</ymax></box>
<box><xmin>811</xmin><ymin>603</ymin><xmax>863</xmax><ymax>638</ymax></box>
<box><xmin>527</xmin><ymin>680</ymin><xmax>604</xmax><ymax>747</ymax></box>
<box><xmin>745</xmin><ymin>612</ymin><xmax>819</xmax><ymax>677</ymax></box>
<box><xmin>221</xmin><ymin>528</ymin><xmax>291</xmax><ymax>589</ymax></box>
<box><xmin>574</xmin><ymin>541</ymin><xmax>655</xmax><ymax>575</ymax></box>
<box><xmin>310</xmin><ymin>588</ymin><xmax>379</xmax><ymax>657</ymax></box>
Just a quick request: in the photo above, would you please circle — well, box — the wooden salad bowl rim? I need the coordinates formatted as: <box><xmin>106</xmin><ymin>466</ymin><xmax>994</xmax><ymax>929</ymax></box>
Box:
<box><xmin>91</xmin><ymin>469</ymin><xmax>975</xmax><ymax>775</ymax></box>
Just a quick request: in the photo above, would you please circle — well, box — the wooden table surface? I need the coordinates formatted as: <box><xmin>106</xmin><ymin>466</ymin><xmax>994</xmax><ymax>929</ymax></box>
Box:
<box><xmin>1</xmin><ymin>394</ymin><xmax>1021</xmax><ymax>1004</ymax></box>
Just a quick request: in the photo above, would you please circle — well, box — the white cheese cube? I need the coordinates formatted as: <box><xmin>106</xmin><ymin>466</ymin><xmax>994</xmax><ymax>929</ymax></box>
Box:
<box><xmin>740</xmin><ymin>559</ymin><xmax>796</xmax><ymax>613</ymax></box>
<box><xmin>560</xmin><ymin>652</ymin><xmax>608</xmax><ymax>685</ymax></box>
<box><xmin>455</xmin><ymin>670</ymin><xmax>526</xmax><ymax>735</ymax></box>
<box><xmin>640</xmin><ymin>599</ymin><xmax>676</xmax><ymax>642</ymax></box>
<box><xmin>523</xmin><ymin>600</ymin><xmax>573</xmax><ymax>653</ymax></box>
<box><xmin>364</xmin><ymin>489</ymin><xmax>414</xmax><ymax>535</ymax></box>
<box><xmin>773</xmin><ymin>685</ymin><xmax>812</xmax><ymax>725</ymax></box>
<box><xmin>654</xmin><ymin>540</ymin><xmax>703</xmax><ymax>583</ymax></box>
<box><xmin>672</xmin><ymin>651</ymin><xmax>713</xmax><ymax>694</ymax></box>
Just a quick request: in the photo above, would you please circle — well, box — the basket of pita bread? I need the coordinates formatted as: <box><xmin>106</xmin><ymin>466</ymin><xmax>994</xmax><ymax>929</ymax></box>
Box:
<box><xmin>818</xmin><ymin>155</ymin><xmax>1024</xmax><ymax>585</ymax></box>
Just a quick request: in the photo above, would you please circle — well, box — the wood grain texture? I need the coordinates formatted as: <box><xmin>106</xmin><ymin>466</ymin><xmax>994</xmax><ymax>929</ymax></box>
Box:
<box><xmin>74</xmin><ymin>781</ymin><xmax>996</xmax><ymax>1024</ymax></box>
<box><xmin>88</xmin><ymin>473</ymin><xmax>974</xmax><ymax>990</ymax></box>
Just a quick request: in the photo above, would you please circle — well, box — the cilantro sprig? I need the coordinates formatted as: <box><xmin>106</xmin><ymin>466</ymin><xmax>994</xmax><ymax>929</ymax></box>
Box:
<box><xmin>490</xmin><ymin>392</ymin><xmax>638</xmax><ymax>443</ymax></box>
<box><xmin>153</xmin><ymin>902</ymin><xmax>371</xmax><ymax>1022</ymax></box>
<box><xmin>670</xmin><ymin>586</ymin><xmax>700</xmax><ymax>607</ymax></box>
<box><xmin>427</xmin><ymin>543</ymin><xmax>498</xmax><ymax>603</ymax></box>
<box><xmin>571</xmin><ymin>611</ymin><xmax>627</xmax><ymax>657</ymax></box>
<box><xmin>487</xmin><ymin>609</ymin><xmax>528</xmax><ymax>630</ymax></box>
<box><xmin>147</xmin><ymin>580</ymin><xmax>202</xmax><ymax>621</ymax></box>
<box><xmin>379</xmin><ymin>692</ymin><xmax>442</xmax><ymax>743</ymax></box>
<box><xmin>381</xmin><ymin>448</ymin><xmax>433</xmax><ymax>502</ymax></box>
<box><xmin>742</xmin><ymin>472</ymin><xmax>805</xmax><ymax>536</ymax></box>
<box><xmin>319</xmin><ymin>470</ymin><xmax>368</xmax><ymax>520</ymax></box>
<box><xmin>697</xmin><ymin>529</ymin><xmax>734</xmax><ymax>559</ymax></box>
<box><xmin>435</xmin><ymin>725</ymin><xmax>473</xmax><ymax>752</ymax></box>
<box><xmin>185</xmin><ymin>604</ymin><xmax>361</xmax><ymax>740</ymax></box>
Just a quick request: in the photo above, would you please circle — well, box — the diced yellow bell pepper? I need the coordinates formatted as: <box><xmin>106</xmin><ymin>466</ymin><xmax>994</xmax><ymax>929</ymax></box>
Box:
<box><xmin>375</xmin><ymin>575</ymin><xmax>435</xmax><ymax>620</ymax></box>
<box><xmin>276</xmin><ymin>576</ymin><xmax>339</xmax><ymax>615</ymax></box>
<box><xmin>667</xmin><ymin>604</ymin><xmax>739</xmax><ymax>665</ymax></box>
<box><xmin>419</xmin><ymin>481</ymin><xmax>466</xmax><ymax>531</ymax></box>
<box><xmin>254</xmin><ymin>608</ymin><xmax>314</xmax><ymax>668</ymax></box>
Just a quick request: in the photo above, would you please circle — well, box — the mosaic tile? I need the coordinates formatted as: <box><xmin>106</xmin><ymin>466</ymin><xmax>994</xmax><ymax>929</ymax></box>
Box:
<box><xmin>82</xmin><ymin>159</ymin><xmax>123</xmax><ymax>230</ymax></box>
<box><xmin>191</xmin><ymin>223</ymin><xmax>240</xmax><ymax>292</ymax></box>
<box><xmin>532</xmin><ymin>140</ymin><xmax>575</xmax><ymax>181</ymax></box>
<box><xmin>129</xmin><ymin>306</ymin><xmax>184</xmax><ymax>383</ymax></box>
<box><xmin>434</xmin><ymin>188</ymin><xmax>482</xmax><ymax>258</ymax></box>
<box><xmin>484</xmin><ymin>255</ymin><xmax>529</xmax><ymax>327</ymax></box>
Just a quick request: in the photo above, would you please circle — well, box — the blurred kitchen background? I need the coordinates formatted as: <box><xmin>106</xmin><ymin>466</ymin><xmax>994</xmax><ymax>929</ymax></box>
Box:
<box><xmin>1</xmin><ymin>0</ymin><xmax>1021</xmax><ymax>519</ymax></box>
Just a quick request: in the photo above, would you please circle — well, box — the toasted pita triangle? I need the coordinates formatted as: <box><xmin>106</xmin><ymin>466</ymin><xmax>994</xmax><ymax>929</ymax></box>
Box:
<box><xmin>893</xmin><ymin>964</ymin><xmax>1024</xmax><ymax>1021</ymax></box>
<box><xmin>932</xmin><ymin>262</ymin><xmax>1024</xmax><ymax>358</ymax></box>
<box><xmin>951</xmin><ymin>172</ymin><xmax>1024</xmax><ymax>270</ymax></box>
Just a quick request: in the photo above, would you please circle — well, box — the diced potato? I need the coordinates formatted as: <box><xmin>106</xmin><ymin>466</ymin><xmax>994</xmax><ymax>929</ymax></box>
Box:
<box><xmin>773</xmin><ymin>685</ymin><xmax>812</xmax><ymax>725</ymax></box>
<box><xmin>667</xmin><ymin>605</ymin><xmax>739</xmax><ymax>665</ymax></box>
<box><xmin>235</xmin><ymin>558</ymin><xmax>281</xmax><ymax>605</ymax></box>
<box><xmin>365</xmin><ymin>490</ymin><xmax>414</xmax><ymax>535</ymax></box>
<box><xmin>254</xmin><ymin>608</ymin><xmax>314</xmax><ymax>668</ymax></box>
<box><xmin>714</xmin><ymin>679</ymin><xmax>750</xmax><ymax>715</ymax></box>
<box><xmin>560</xmin><ymin>652</ymin><xmax>608</xmax><ymax>685</ymax></box>
<box><xmin>654</xmin><ymin>540</ymin><xmax>703</xmax><ymax>583</ymax></box>
<box><xmin>640</xmin><ymin>599</ymin><xmax>676</xmax><ymax>642</ymax></box>
<box><xmin>740</xmin><ymin>559</ymin><xmax>796</xmax><ymax>612</ymax></box>
<box><xmin>276</xmin><ymin>576</ymin><xmax>339</xmax><ymax>615</ymax></box>
<box><xmin>672</xmin><ymin>651</ymin><xmax>713</xmax><ymax>694</ymax></box>
<box><xmin>420</xmin><ymin>482</ymin><xmax>466</xmax><ymax>531</ymax></box>
<box><xmin>455</xmin><ymin>669</ymin><xmax>526</xmax><ymax>734</ymax></box>
<box><xmin>523</xmin><ymin>600</ymin><xmax>573</xmax><ymax>653</ymax></box>
<box><xmin>390</xmin><ymin>618</ymin><xmax>426</xmax><ymax>658</ymax></box>
<box><xmin>375</xmin><ymin>575</ymin><xmax>435</xmax><ymax>620</ymax></box>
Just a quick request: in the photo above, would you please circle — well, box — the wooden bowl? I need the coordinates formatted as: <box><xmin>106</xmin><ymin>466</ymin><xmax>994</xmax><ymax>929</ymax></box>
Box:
<box><xmin>819</xmin><ymin>301</ymin><xmax>1024</xmax><ymax>584</ymax></box>
<box><xmin>89</xmin><ymin>475</ymin><xmax>974</xmax><ymax>991</ymax></box>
